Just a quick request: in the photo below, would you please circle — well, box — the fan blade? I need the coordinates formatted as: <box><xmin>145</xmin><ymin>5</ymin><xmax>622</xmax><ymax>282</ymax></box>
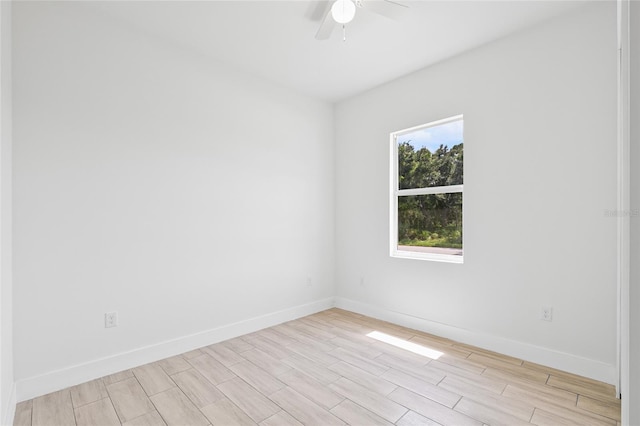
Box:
<box><xmin>361</xmin><ymin>0</ymin><xmax>408</xmax><ymax>20</ymax></box>
<box><xmin>315</xmin><ymin>9</ymin><xmax>336</xmax><ymax>40</ymax></box>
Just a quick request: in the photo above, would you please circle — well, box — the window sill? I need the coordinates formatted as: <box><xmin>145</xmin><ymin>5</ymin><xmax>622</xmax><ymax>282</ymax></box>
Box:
<box><xmin>391</xmin><ymin>249</ymin><xmax>464</xmax><ymax>264</ymax></box>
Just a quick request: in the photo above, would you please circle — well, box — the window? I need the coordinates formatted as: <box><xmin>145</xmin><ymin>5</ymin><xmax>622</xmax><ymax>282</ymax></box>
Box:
<box><xmin>390</xmin><ymin>115</ymin><xmax>463</xmax><ymax>263</ymax></box>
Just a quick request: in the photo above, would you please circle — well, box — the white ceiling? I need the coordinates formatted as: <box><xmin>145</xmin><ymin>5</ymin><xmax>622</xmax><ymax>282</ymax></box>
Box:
<box><xmin>94</xmin><ymin>1</ymin><xmax>587</xmax><ymax>102</ymax></box>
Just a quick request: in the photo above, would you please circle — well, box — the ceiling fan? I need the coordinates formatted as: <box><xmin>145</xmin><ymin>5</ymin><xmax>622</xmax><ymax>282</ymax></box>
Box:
<box><xmin>315</xmin><ymin>0</ymin><xmax>409</xmax><ymax>40</ymax></box>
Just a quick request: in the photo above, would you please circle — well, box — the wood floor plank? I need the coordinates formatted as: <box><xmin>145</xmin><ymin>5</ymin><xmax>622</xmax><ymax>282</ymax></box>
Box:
<box><xmin>121</xmin><ymin>411</ymin><xmax>167</xmax><ymax>426</ymax></box>
<box><xmin>459</xmin><ymin>346</ymin><xmax>523</xmax><ymax>366</ymax></box>
<box><xmin>300</xmin><ymin>316</ymin><xmax>342</xmax><ymax>332</ymax></box>
<box><xmin>133</xmin><ymin>363</ymin><xmax>176</xmax><ymax>396</ymax></box>
<box><xmin>410</xmin><ymin>330</ymin><xmax>458</xmax><ymax>347</ymax></box>
<box><xmin>355</xmin><ymin>322</ymin><xmax>416</xmax><ymax>341</ymax></box>
<box><xmin>347</xmin><ymin>313</ymin><xmax>392</xmax><ymax>325</ymax></box>
<box><xmin>523</xmin><ymin>361</ymin><xmax>610</xmax><ymax>389</ymax></box>
<box><xmin>381</xmin><ymin>368</ymin><xmax>460</xmax><ymax>407</ymax></box>
<box><xmin>259</xmin><ymin>329</ymin><xmax>297</xmax><ymax>346</ymax></box>
<box><xmin>330</xmin><ymin>326</ymin><xmax>379</xmax><ymax>346</ymax></box>
<box><xmin>171</xmin><ymin>368</ymin><xmax>225</xmax><ymax>409</ymax></box>
<box><xmin>375</xmin><ymin>353</ymin><xmax>444</xmax><ymax>384</ymax></box>
<box><xmin>204</xmin><ymin>342</ymin><xmax>246</xmax><ymax>367</ymax></box>
<box><xmin>200</xmin><ymin>398</ymin><xmax>256</xmax><ymax>426</ymax></box>
<box><xmin>222</xmin><ymin>337</ymin><xmax>255</xmax><ymax>353</ymax></box>
<box><xmin>467</xmin><ymin>354</ymin><xmax>550</xmax><ymax>386</ymax></box>
<box><xmin>433</xmin><ymin>354</ymin><xmax>487</xmax><ymax>374</ymax></box>
<box><xmin>467</xmin><ymin>351</ymin><xmax>525</xmax><ymax>369</ymax></box>
<box><xmin>329</xmin><ymin>347</ymin><xmax>389</xmax><ymax>376</ymax></box>
<box><xmin>229</xmin><ymin>360</ymin><xmax>286</xmax><ymax>395</ymax></box>
<box><xmin>277</xmin><ymin>369</ymin><xmax>345</xmax><ymax>410</ymax></box>
<box><xmin>439</xmin><ymin>371</ymin><xmax>507</xmax><ymax>395</ymax></box>
<box><xmin>272</xmin><ymin>324</ymin><xmax>307</xmax><ymax>339</ymax></box>
<box><xmin>480</xmin><ymin>363</ymin><xmax>550</xmax><ymax>385</ymax></box>
<box><xmin>150</xmin><ymin>387</ymin><xmax>209</xmax><ymax>426</ymax></box>
<box><xmin>106</xmin><ymin>377</ymin><xmax>156</xmax><ymax>423</ymax></box>
<box><xmin>373</xmin><ymin>350</ymin><xmax>429</xmax><ymax>372</ymax></box>
<box><xmin>328</xmin><ymin>377</ymin><xmax>408</xmax><ymax>423</ymax></box>
<box><xmin>244</xmin><ymin>336</ymin><xmax>293</xmax><ymax>360</ymax></box>
<box><xmin>32</xmin><ymin>390</ymin><xmax>76</xmax><ymax>426</ymax></box>
<box><xmin>438</xmin><ymin>375</ymin><xmax>532</xmax><ymax>421</ymax></box>
<box><xmin>530</xmin><ymin>408</ymin><xmax>581</xmax><ymax>426</ymax></box>
<box><xmin>13</xmin><ymin>400</ymin><xmax>32</xmax><ymax>426</ymax></box>
<box><xmin>539</xmin><ymin>402</ymin><xmax>618</xmax><ymax>426</ymax></box>
<box><xmin>369</xmin><ymin>340</ymin><xmax>435</xmax><ymax>366</ymax></box>
<box><xmin>453</xmin><ymin>397</ymin><xmax>531</xmax><ymax>426</ymax></box>
<box><xmin>156</xmin><ymin>356</ymin><xmax>191</xmax><ymax>376</ymax></box>
<box><xmin>327</xmin><ymin>318</ymin><xmax>372</xmax><ymax>334</ymax></box>
<box><xmin>188</xmin><ymin>353</ymin><xmax>236</xmax><ymax>385</ymax></box>
<box><xmin>388</xmin><ymin>387</ymin><xmax>482</xmax><ymax>426</ymax></box>
<box><xmin>277</xmin><ymin>321</ymin><xmax>335</xmax><ymax>351</ymax></box>
<box><xmin>70</xmin><ymin>378</ymin><xmax>109</xmax><ymax>408</ymax></box>
<box><xmin>240</xmin><ymin>331</ymin><xmax>261</xmax><ymax>341</ymax></box>
<box><xmin>408</xmin><ymin>336</ymin><xmax>473</xmax><ymax>359</ymax></box>
<box><xmin>310</xmin><ymin>311</ymin><xmax>337</xmax><ymax>320</ymax></box>
<box><xmin>291</xmin><ymin>332</ymin><xmax>339</xmax><ymax>353</ymax></box>
<box><xmin>329</xmin><ymin>361</ymin><xmax>397</xmax><ymax>395</ymax></box>
<box><xmin>548</xmin><ymin>374</ymin><xmax>617</xmax><ymax>400</ymax></box>
<box><xmin>241</xmin><ymin>349</ymin><xmax>292</xmax><ymax>376</ymax></box>
<box><xmin>503</xmin><ymin>385</ymin><xmax>616</xmax><ymax>426</ymax></box>
<box><xmin>282</xmin><ymin>353</ymin><xmax>341</xmax><ymax>385</ymax></box>
<box><xmin>102</xmin><ymin>370</ymin><xmax>135</xmax><ymax>386</ymax></box>
<box><xmin>501</xmin><ymin>381</ymin><xmax>578</xmax><ymax>407</ymax></box>
<box><xmin>288</xmin><ymin>321</ymin><xmax>337</xmax><ymax>340</ymax></box>
<box><xmin>259</xmin><ymin>411</ymin><xmax>302</xmax><ymax>426</ymax></box>
<box><xmin>330</xmin><ymin>336</ymin><xmax>382</xmax><ymax>359</ymax></box>
<box><xmin>269</xmin><ymin>386</ymin><xmax>345</xmax><ymax>426</ymax></box>
<box><xmin>326</xmin><ymin>310</ymin><xmax>366</xmax><ymax>322</ymax></box>
<box><xmin>327</xmin><ymin>308</ymin><xmax>364</xmax><ymax>318</ymax></box>
<box><xmin>180</xmin><ymin>349</ymin><xmax>204</xmax><ymax>360</ymax></box>
<box><xmin>428</xmin><ymin>359</ymin><xmax>485</xmax><ymax>381</ymax></box>
<box><xmin>396</xmin><ymin>410</ymin><xmax>442</xmax><ymax>426</ymax></box>
<box><xmin>286</xmin><ymin>341</ymin><xmax>340</xmax><ymax>366</ymax></box>
<box><xmin>577</xmin><ymin>395</ymin><xmax>621</xmax><ymax>421</ymax></box>
<box><xmin>330</xmin><ymin>399</ymin><xmax>394</xmax><ymax>426</ymax></box>
<box><xmin>74</xmin><ymin>398</ymin><xmax>120</xmax><ymax>426</ymax></box>
<box><xmin>217</xmin><ymin>377</ymin><xmax>280</xmax><ymax>423</ymax></box>
<box><xmin>481</xmin><ymin>366</ymin><xmax>549</xmax><ymax>391</ymax></box>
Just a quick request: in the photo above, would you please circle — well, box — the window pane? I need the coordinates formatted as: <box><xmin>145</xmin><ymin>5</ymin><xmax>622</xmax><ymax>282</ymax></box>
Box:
<box><xmin>397</xmin><ymin>119</ymin><xmax>463</xmax><ymax>190</ymax></box>
<box><xmin>397</xmin><ymin>193</ymin><xmax>462</xmax><ymax>256</ymax></box>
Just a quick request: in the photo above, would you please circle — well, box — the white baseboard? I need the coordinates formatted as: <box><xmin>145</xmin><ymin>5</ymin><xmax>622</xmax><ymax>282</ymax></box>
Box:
<box><xmin>2</xmin><ymin>383</ymin><xmax>16</xmax><ymax>426</ymax></box>
<box><xmin>15</xmin><ymin>296</ymin><xmax>617</xmax><ymax>402</ymax></box>
<box><xmin>16</xmin><ymin>297</ymin><xmax>335</xmax><ymax>402</ymax></box>
<box><xmin>334</xmin><ymin>297</ymin><xmax>617</xmax><ymax>385</ymax></box>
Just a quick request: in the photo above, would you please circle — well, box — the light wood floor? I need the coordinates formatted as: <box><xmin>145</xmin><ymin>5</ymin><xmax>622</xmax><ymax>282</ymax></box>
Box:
<box><xmin>14</xmin><ymin>308</ymin><xmax>621</xmax><ymax>426</ymax></box>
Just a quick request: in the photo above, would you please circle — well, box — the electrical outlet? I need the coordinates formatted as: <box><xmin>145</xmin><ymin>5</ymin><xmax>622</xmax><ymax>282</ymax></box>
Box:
<box><xmin>540</xmin><ymin>306</ymin><xmax>553</xmax><ymax>322</ymax></box>
<box><xmin>105</xmin><ymin>311</ymin><xmax>118</xmax><ymax>328</ymax></box>
<box><xmin>306</xmin><ymin>276</ymin><xmax>312</xmax><ymax>287</ymax></box>
<box><xmin>360</xmin><ymin>277</ymin><xmax>365</xmax><ymax>286</ymax></box>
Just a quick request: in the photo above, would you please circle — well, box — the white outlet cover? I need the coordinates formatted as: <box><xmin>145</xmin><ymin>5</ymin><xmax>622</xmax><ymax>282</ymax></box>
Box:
<box><xmin>540</xmin><ymin>306</ymin><xmax>553</xmax><ymax>321</ymax></box>
<box><xmin>105</xmin><ymin>312</ymin><xmax>118</xmax><ymax>328</ymax></box>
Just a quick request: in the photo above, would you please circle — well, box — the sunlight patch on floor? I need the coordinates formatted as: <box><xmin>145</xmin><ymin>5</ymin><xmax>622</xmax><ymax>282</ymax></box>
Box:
<box><xmin>366</xmin><ymin>331</ymin><xmax>443</xmax><ymax>359</ymax></box>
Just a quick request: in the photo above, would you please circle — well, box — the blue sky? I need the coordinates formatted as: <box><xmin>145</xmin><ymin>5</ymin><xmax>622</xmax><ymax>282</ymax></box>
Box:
<box><xmin>398</xmin><ymin>119</ymin><xmax>463</xmax><ymax>153</ymax></box>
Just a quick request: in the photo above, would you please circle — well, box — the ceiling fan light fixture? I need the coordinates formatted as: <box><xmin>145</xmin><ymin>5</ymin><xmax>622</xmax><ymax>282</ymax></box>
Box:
<box><xmin>331</xmin><ymin>0</ymin><xmax>356</xmax><ymax>24</ymax></box>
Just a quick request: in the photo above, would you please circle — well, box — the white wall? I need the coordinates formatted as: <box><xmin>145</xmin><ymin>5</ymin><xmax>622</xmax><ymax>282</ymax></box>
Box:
<box><xmin>0</xmin><ymin>0</ymin><xmax>14</xmax><ymax>424</ymax></box>
<box><xmin>13</xmin><ymin>1</ymin><xmax>335</xmax><ymax>396</ymax></box>
<box><xmin>335</xmin><ymin>3</ymin><xmax>618</xmax><ymax>382</ymax></box>
<box><xmin>629</xmin><ymin>0</ymin><xmax>639</xmax><ymax>422</ymax></box>
<box><xmin>11</xmin><ymin>0</ymin><xmax>623</xmax><ymax>405</ymax></box>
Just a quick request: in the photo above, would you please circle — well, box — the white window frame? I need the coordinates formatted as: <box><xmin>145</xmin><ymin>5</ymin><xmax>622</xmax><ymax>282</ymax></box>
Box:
<box><xmin>389</xmin><ymin>114</ymin><xmax>464</xmax><ymax>263</ymax></box>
